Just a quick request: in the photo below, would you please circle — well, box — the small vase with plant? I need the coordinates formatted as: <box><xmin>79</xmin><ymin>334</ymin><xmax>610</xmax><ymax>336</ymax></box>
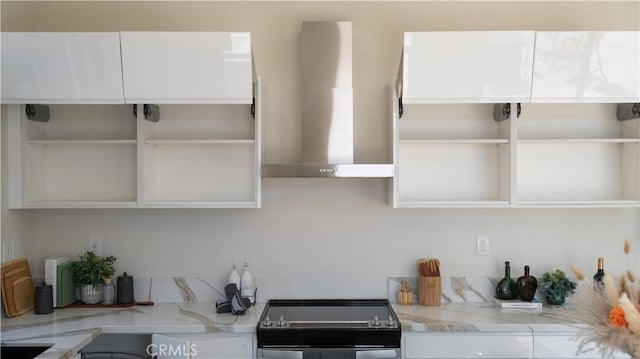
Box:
<box><xmin>540</xmin><ymin>269</ymin><xmax>577</xmax><ymax>305</ymax></box>
<box><xmin>72</xmin><ymin>252</ymin><xmax>117</xmax><ymax>304</ymax></box>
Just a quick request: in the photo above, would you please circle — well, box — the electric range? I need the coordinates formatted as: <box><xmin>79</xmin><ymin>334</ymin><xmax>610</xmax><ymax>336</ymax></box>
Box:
<box><xmin>256</xmin><ymin>299</ymin><xmax>401</xmax><ymax>359</ymax></box>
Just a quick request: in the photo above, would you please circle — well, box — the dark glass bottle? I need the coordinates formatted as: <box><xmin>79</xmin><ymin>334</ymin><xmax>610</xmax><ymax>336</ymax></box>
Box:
<box><xmin>593</xmin><ymin>258</ymin><xmax>605</xmax><ymax>290</ymax></box>
<box><xmin>516</xmin><ymin>265</ymin><xmax>537</xmax><ymax>301</ymax></box>
<box><xmin>496</xmin><ymin>261</ymin><xmax>518</xmax><ymax>300</ymax></box>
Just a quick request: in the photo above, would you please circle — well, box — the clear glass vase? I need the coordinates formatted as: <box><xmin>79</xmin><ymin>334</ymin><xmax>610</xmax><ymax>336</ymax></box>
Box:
<box><xmin>81</xmin><ymin>284</ymin><xmax>103</xmax><ymax>304</ymax></box>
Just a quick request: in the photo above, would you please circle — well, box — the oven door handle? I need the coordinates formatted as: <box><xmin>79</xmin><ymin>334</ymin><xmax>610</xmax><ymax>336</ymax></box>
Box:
<box><xmin>356</xmin><ymin>349</ymin><xmax>399</xmax><ymax>358</ymax></box>
<box><xmin>259</xmin><ymin>349</ymin><xmax>399</xmax><ymax>359</ymax></box>
<box><xmin>260</xmin><ymin>349</ymin><xmax>303</xmax><ymax>359</ymax></box>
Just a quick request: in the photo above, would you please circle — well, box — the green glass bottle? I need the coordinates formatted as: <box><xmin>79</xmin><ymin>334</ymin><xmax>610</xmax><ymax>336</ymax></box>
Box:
<box><xmin>496</xmin><ymin>261</ymin><xmax>518</xmax><ymax>300</ymax></box>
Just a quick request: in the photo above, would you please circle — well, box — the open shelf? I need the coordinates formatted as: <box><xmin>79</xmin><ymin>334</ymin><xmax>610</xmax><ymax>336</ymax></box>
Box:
<box><xmin>145</xmin><ymin>139</ymin><xmax>254</xmax><ymax>145</ymax></box>
<box><xmin>9</xmin><ymin>105</ymin><xmax>138</xmax><ymax>207</ymax></box>
<box><xmin>517</xmin><ymin>104</ymin><xmax>639</xmax><ymax>140</ymax></box>
<box><xmin>394</xmin><ymin>100</ymin><xmax>512</xmax><ymax>207</ymax></box>
<box><xmin>141</xmin><ymin>200</ymin><xmax>258</xmax><ymax>208</ymax></box>
<box><xmin>518</xmin><ymin>138</ymin><xmax>639</xmax><ymax>144</ymax></box>
<box><xmin>399</xmin><ymin>139</ymin><xmax>509</xmax><ymax>145</ymax></box>
<box><xmin>517</xmin><ymin>200</ymin><xmax>640</xmax><ymax>208</ymax></box>
<box><xmin>400</xmin><ymin>104</ymin><xmax>510</xmax><ymax>140</ymax></box>
<box><xmin>396</xmin><ymin>200</ymin><xmax>510</xmax><ymax>208</ymax></box>
<box><xmin>143</xmin><ymin>143</ymin><xmax>256</xmax><ymax>204</ymax></box>
<box><xmin>515</xmin><ymin>104</ymin><xmax>639</xmax><ymax>205</ymax></box>
<box><xmin>517</xmin><ymin>142</ymin><xmax>639</xmax><ymax>203</ymax></box>
<box><xmin>397</xmin><ymin>142</ymin><xmax>510</xmax><ymax>203</ymax></box>
<box><xmin>24</xmin><ymin>105</ymin><xmax>135</xmax><ymax>141</ymax></box>
<box><xmin>22</xmin><ymin>143</ymin><xmax>137</xmax><ymax>203</ymax></box>
<box><xmin>24</xmin><ymin>201</ymin><xmax>138</xmax><ymax>209</ymax></box>
<box><xmin>140</xmin><ymin>100</ymin><xmax>260</xmax><ymax>207</ymax></box>
<box><xmin>142</xmin><ymin>104</ymin><xmax>254</xmax><ymax>140</ymax></box>
<box><xmin>28</xmin><ymin>139</ymin><xmax>136</xmax><ymax>145</ymax></box>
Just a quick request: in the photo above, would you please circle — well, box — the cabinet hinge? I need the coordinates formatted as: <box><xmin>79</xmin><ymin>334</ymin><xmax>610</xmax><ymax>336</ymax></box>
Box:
<box><xmin>251</xmin><ymin>97</ymin><xmax>256</xmax><ymax>119</ymax></box>
<box><xmin>616</xmin><ymin>103</ymin><xmax>640</xmax><ymax>121</ymax></box>
<box><xmin>493</xmin><ymin>103</ymin><xmax>521</xmax><ymax>122</ymax></box>
<box><xmin>133</xmin><ymin>104</ymin><xmax>160</xmax><ymax>122</ymax></box>
<box><xmin>25</xmin><ymin>104</ymin><xmax>50</xmax><ymax>123</ymax></box>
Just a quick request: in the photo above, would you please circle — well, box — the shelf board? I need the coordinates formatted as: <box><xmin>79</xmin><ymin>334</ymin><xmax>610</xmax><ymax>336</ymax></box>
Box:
<box><xmin>517</xmin><ymin>200</ymin><xmax>640</xmax><ymax>208</ymax></box>
<box><xmin>141</xmin><ymin>200</ymin><xmax>258</xmax><ymax>208</ymax></box>
<box><xmin>27</xmin><ymin>139</ymin><xmax>136</xmax><ymax>145</ymax></box>
<box><xmin>518</xmin><ymin>138</ymin><xmax>640</xmax><ymax>144</ymax></box>
<box><xmin>399</xmin><ymin>139</ymin><xmax>509</xmax><ymax>145</ymax></box>
<box><xmin>397</xmin><ymin>200</ymin><xmax>510</xmax><ymax>208</ymax></box>
<box><xmin>23</xmin><ymin>200</ymin><xmax>138</xmax><ymax>209</ymax></box>
<box><xmin>145</xmin><ymin>139</ymin><xmax>255</xmax><ymax>145</ymax></box>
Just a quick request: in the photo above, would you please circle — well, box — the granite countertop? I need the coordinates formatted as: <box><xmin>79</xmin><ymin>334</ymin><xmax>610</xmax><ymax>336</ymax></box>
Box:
<box><xmin>1</xmin><ymin>303</ymin><xmax>264</xmax><ymax>359</ymax></box>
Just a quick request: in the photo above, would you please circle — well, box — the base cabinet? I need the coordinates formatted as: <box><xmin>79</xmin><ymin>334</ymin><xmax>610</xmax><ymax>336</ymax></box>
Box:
<box><xmin>404</xmin><ymin>333</ymin><xmax>534</xmax><ymax>358</ymax></box>
<box><xmin>533</xmin><ymin>336</ymin><xmax>631</xmax><ymax>359</ymax></box>
<box><xmin>152</xmin><ymin>333</ymin><xmax>253</xmax><ymax>359</ymax></box>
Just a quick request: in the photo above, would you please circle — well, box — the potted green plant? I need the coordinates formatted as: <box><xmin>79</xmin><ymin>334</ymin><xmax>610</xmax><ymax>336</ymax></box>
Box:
<box><xmin>72</xmin><ymin>252</ymin><xmax>117</xmax><ymax>304</ymax></box>
<box><xmin>540</xmin><ymin>269</ymin><xmax>577</xmax><ymax>305</ymax></box>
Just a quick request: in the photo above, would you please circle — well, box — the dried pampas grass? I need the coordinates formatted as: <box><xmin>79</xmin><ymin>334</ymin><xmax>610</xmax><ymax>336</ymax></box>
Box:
<box><xmin>567</xmin><ymin>239</ymin><xmax>640</xmax><ymax>358</ymax></box>
<box><xmin>571</xmin><ymin>265</ymin><xmax>585</xmax><ymax>281</ymax></box>
<box><xmin>569</xmin><ymin>283</ymin><xmax>640</xmax><ymax>358</ymax></box>
<box><xmin>603</xmin><ymin>274</ymin><xmax>619</xmax><ymax>307</ymax></box>
<box><xmin>624</xmin><ymin>239</ymin><xmax>631</xmax><ymax>255</ymax></box>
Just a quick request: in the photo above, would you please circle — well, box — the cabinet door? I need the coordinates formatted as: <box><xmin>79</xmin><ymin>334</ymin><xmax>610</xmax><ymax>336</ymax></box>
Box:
<box><xmin>120</xmin><ymin>32</ymin><xmax>252</xmax><ymax>104</ymax></box>
<box><xmin>534</xmin><ymin>335</ymin><xmax>631</xmax><ymax>358</ymax></box>
<box><xmin>1</xmin><ymin>33</ymin><xmax>124</xmax><ymax>104</ymax></box>
<box><xmin>404</xmin><ymin>333</ymin><xmax>533</xmax><ymax>358</ymax></box>
<box><xmin>190</xmin><ymin>335</ymin><xmax>252</xmax><ymax>358</ymax></box>
<box><xmin>532</xmin><ymin>31</ymin><xmax>640</xmax><ymax>103</ymax></box>
<box><xmin>402</xmin><ymin>31</ymin><xmax>535</xmax><ymax>103</ymax></box>
<box><xmin>152</xmin><ymin>334</ymin><xmax>193</xmax><ymax>359</ymax></box>
<box><xmin>152</xmin><ymin>333</ymin><xmax>252</xmax><ymax>359</ymax></box>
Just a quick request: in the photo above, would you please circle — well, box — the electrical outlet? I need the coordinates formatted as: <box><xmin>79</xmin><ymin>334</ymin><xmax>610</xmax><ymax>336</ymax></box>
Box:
<box><xmin>476</xmin><ymin>236</ymin><xmax>489</xmax><ymax>256</ymax></box>
<box><xmin>88</xmin><ymin>236</ymin><xmax>102</xmax><ymax>256</ymax></box>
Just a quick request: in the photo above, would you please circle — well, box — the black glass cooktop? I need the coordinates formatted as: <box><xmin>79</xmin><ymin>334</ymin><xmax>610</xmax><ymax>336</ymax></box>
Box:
<box><xmin>263</xmin><ymin>299</ymin><xmax>394</xmax><ymax>323</ymax></box>
<box><xmin>256</xmin><ymin>299</ymin><xmax>401</xmax><ymax>348</ymax></box>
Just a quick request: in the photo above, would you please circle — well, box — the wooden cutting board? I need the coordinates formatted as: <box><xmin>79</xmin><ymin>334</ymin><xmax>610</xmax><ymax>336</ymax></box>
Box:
<box><xmin>1</xmin><ymin>258</ymin><xmax>34</xmax><ymax>317</ymax></box>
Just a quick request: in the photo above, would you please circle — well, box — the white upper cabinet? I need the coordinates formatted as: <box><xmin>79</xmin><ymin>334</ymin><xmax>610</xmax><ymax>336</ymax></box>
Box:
<box><xmin>120</xmin><ymin>32</ymin><xmax>253</xmax><ymax>104</ymax></box>
<box><xmin>532</xmin><ymin>31</ymin><xmax>640</xmax><ymax>103</ymax></box>
<box><xmin>401</xmin><ymin>31</ymin><xmax>535</xmax><ymax>103</ymax></box>
<box><xmin>1</xmin><ymin>33</ymin><xmax>125</xmax><ymax>104</ymax></box>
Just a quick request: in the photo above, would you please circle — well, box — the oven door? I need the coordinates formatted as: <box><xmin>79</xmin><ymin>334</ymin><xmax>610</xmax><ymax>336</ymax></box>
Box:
<box><xmin>258</xmin><ymin>348</ymin><xmax>400</xmax><ymax>359</ymax></box>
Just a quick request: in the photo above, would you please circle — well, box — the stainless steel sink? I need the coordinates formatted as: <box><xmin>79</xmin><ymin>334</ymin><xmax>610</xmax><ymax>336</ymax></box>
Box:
<box><xmin>1</xmin><ymin>344</ymin><xmax>52</xmax><ymax>359</ymax></box>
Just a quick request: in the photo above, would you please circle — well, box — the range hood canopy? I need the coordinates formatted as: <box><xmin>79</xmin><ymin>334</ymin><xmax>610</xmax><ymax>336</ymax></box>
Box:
<box><xmin>262</xmin><ymin>21</ymin><xmax>394</xmax><ymax>178</ymax></box>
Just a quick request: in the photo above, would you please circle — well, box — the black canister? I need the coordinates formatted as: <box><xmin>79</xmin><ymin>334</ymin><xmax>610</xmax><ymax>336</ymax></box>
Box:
<box><xmin>117</xmin><ymin>272</ymin><xmax>134</xmax><ymax>304</ymax></box>
<box><xmin>35</xmin><ymin>282</ymin><xmax>54</xmax><ymax>314</ymax></box>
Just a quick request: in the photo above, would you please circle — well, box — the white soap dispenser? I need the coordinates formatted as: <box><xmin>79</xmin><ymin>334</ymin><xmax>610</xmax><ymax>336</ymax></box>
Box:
<box><xmin>227</xmin><ymin>263</ymin><xmax>241</xmax><ymax>291</ymax></box>
<box><xmin>240</xmin><ymin>261</ymin><xmax>255</xmax><ymax>305</ymax></box>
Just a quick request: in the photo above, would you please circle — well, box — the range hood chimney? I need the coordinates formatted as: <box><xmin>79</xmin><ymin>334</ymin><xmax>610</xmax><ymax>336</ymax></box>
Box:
<box><xmin>262</xmin><ymin>21</ymin><xmax>394</xmax><ymax>178</ymax></box>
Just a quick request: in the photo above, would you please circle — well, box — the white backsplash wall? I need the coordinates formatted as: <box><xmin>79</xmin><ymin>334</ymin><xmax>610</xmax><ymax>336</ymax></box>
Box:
<box><xmin>1</xmin><ymin>1</ymin><xmax>639</xmax><ymax>299</ymax></box>
<box><xmin>27</xmin><ymin>179</ymin><xmax>639</xmax><ymax>299</ymax></box>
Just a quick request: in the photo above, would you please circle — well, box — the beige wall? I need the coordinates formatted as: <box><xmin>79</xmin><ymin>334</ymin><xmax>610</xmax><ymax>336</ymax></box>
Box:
<box><xmin>1</xmin><ymin>2</ymin><xmax>638</xmax><ymax>298</ymax></box>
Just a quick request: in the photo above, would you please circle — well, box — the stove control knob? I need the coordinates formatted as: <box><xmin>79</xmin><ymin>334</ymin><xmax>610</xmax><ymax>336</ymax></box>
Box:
<box><xmin>372</xmin><ymin>315</ymin><xmax>380</xmax><ymax>326</ymax></box>
<box><xmin>277</xmin><ymin>316</ymin><xmax>286</xmax><ymax>327</ymax></box>
<box><xmin>386</xmin><ymin>316</ymin><xmax>395</xmax><ymax>327</ymax></box>
<box><xmin>263</xmin><ymin>316</ymin><xmax>272</xmax><ymax>327</ymax></box>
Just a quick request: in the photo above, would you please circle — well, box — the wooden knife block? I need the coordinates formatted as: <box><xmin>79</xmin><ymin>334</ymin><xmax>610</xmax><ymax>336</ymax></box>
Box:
<box><xmin>418</xmin><ymin>276</ymin><xmax>441</xmax><ymax>306</ymax></box>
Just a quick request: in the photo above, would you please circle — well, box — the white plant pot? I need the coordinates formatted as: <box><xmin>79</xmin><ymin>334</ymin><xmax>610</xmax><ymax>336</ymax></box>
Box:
<box><xmin>81</xmin><ymin>284</ymin><xmax>103</xmax><ymax>304</ymax></box>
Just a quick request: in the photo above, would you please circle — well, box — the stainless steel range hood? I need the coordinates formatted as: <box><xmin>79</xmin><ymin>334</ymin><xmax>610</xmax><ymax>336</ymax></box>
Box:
<box><xmin>262</xmin><ymin>21</ymin><xmax>394</xmax><ymax>178</ymax></box>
